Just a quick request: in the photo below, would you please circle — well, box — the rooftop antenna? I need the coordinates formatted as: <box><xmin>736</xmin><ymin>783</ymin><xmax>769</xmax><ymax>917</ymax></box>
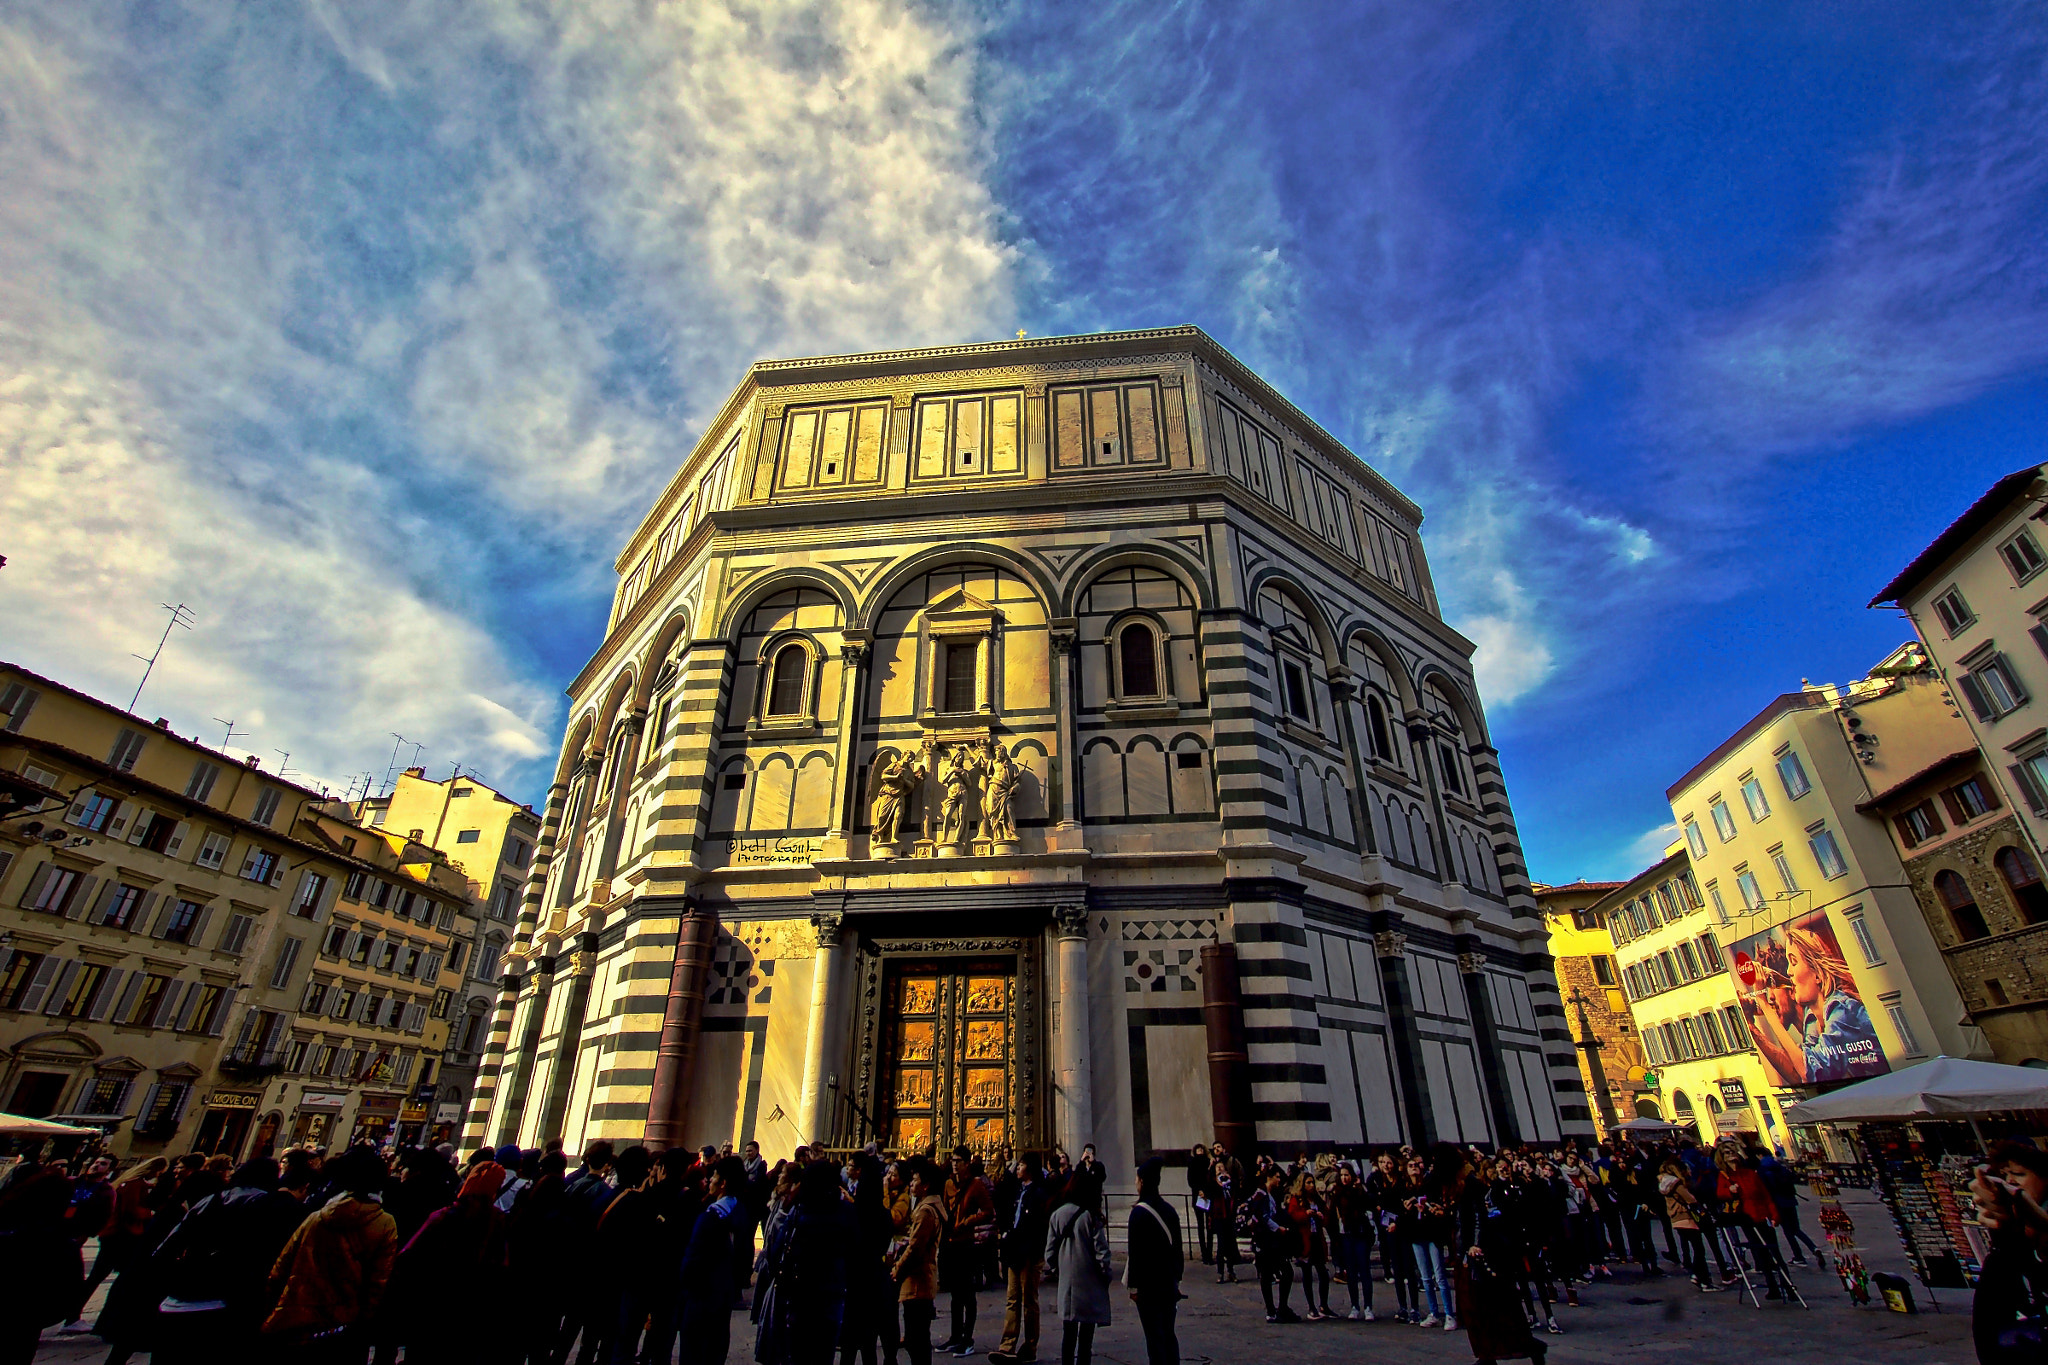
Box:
<box><xmin>406</xmin><ymin>740</ymin><xmax>427</xmax><ymax>771</ymax></box>
<box><xmin>129</xmin><ymin>602</ymin><xmax>194</xmax><ymax>712</ymax></box>
<box><xmin>212</xmin><ymin>716</ymin><xmax>248</xmax><ymax>751</ymax></box>
<box><xmin>273</xmin><ymin>750</ymin><xmax>298</xmax><ymax>781</ymax></box>
<box><xmin>380</xmin><ymin>734</ymin><xmax>409</xmax><ymax>797</ymax></box>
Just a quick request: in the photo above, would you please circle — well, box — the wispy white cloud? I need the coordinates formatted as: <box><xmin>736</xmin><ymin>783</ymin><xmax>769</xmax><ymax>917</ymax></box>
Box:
<box><xmin>1656</xmin><ymin>8</ymin><xmax>2048</xmax><ymax>462</ymax></box>
<box><xmin>0</xmin><ymin>0</ymin><xmax>1015</xmax><ymax>791</ymax></box>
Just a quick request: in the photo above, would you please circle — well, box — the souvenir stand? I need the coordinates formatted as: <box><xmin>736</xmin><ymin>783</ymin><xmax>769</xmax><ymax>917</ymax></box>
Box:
<box><xmin>1783</xmin><ymin>1056</ymin><xmax>2048</xmax><ymax>1309</ymax></box>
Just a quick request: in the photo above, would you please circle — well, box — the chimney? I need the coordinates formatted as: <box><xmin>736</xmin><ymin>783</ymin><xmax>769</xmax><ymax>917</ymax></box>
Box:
<box><xmin>243</xmin><ymin>754</ymin><xmax>261</xmax><ymax>767</ymax></box>
<box><xmin>403</xmin><ymin>766</ymin><xmax>426</xmax><ymax>778</ymax></box>
<box><xmin>409</xmin><ymin>828</ymin><xmax>425</xmax><ymax>842</ymax></box>
<box><xmin>154</xmin><ymin>717</ymin><xmax>170</xmax><ymax>729</ymax></box>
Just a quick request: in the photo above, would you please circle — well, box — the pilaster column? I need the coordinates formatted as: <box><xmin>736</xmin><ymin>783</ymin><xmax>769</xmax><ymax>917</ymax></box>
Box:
<box><xmin>493</xmin><ymin>953</ymin><xmax>557</xmax><ymax>1146</ymax></box>
<box><xmin>824</xmin><ymin>634</ymin><xmax>872</xmax><ymax>857</ymax></box>
<box><xmin>593</xmin><ymin>710</ymin><xmax>647</xmax><ymax>889</ymax></box>
<box><xmin>1372</xmin><ymin>922</ymin><xmax>1436</xmax><ymax>1145</ymax></box>
<box><xmin>1406</xmin><ymin>713</ymin><xmax>1457</xmax><ymax>884</ymax></box>
<box><xmin>1049</xmin><ymin>621</ymin><xmax>1083</xmax><ymax>845</ymax></box>
<box><xmin>1457</xmin><ymin>943</ymin><xmax>1521</xmax><ymax>1145</ymax></box>
<box><xmin>646</xmin><ymin>903</ymin><xmax>719</xmax><ymax>1150</ymax></box>
<box><xmin>798</xmin><ymin>912</ymin><xmax>845</xmax><ymax>1144</ymax></box>
<box><xmin>536</xmin><ymin>931</ymin><xmax>601</xmax><ymax>1143</ymax></box>
<box><xmin>461</xmin><ymin>970</ymin><xmax>524</xmax><ymax>1148</ymax></box>
<box><xmin>1054</xmin><ymin>904</ymin><xmax>1094</xmax><ymax>1156</ymax></box>
<box><xmin>1326</xmin><ymin>671</ymin><xmax>1378</xmax><ymax>855</ymax></box>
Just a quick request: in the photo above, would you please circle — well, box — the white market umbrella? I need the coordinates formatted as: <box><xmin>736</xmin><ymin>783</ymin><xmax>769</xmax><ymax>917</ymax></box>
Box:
<box><xmin>1611</xmin><ymin>1117</ymin><xmax>1688</xmax><ymax>1133</ymax></box>
<box><xmin>1780</xmin><ymin>1056</ymin><xmax>2048</xmax><ymax>1124</ymax></box>
<box><xmin>0</xmin><ymin>1111</ymin><xmax>98</xmax><ymax>1137</ymax></box>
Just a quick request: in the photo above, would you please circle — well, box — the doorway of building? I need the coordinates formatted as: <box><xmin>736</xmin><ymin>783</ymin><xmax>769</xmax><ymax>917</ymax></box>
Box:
<box><xmin>7</xmin><ymin>1071</ymin><xmax>70</xmax><ymax>1118</ymax></box>
<box><xmin>879</xmin><ymin>961</ymin><xmax>1017</xmax><ymax>1158</ymax></box>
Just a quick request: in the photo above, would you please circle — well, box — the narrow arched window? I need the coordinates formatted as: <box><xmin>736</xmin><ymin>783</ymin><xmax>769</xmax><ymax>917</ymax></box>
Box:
<box><xmin>767</xmin><ymin>644</ymin><xmax>808</xmax><ymax>717</ymax></box>
<box><xmin>1119</xmin><ymin>623</ymin><xmax>1159</xmax><ymax>698</ymax></box>
<box><xmin>1996</xmin><ymin>846</ymin><xmax>2048</xmax><ymax>925</ymax></box>
<box><xmin>1935</xmin><ymin>869</ymin><xmax>1991</xmax><ymax>941</ymax></box>
<box><xmin>1366</xmin><ymin>695</ymin><xmax>1392</xmax><ymax>761</ymax></box>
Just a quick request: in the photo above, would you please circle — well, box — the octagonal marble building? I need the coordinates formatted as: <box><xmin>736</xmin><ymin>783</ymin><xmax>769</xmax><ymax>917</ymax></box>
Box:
<box><xmin>467</xmin><ymin>326</ymin><xmax>1590</xmax><ymax>1165</ymax></box>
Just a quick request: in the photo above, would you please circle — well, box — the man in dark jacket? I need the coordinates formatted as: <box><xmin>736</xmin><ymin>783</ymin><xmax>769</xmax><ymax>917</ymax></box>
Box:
<box><xmin>989</xmin><ymin>1156</ymin><xmax>1048</xmax><ymax>1364</ymax></box>
<box><xmin>1247</xmin><ymin>1168</ymin><xmax>1297</xmax><ymax>1322</ymax></box>
<box><xmin>1126</xmin><ymin>1158</ymin><xmax>1184</xmax><ymax>1365</ymax></box>
<box><xmin>595</xmin><ymin>1146</ymin><xmax>659</xmax><ymax>1365</ymax></box>
<box><xmin>150</xmin><ymin>1157</ymin><xmax>308</xmax><ymax>1364</ymax></box>
<box><xmin>553</xmin><ymin>1140</ymin><xmax>617</xmax><ymax>1365</ymax></box>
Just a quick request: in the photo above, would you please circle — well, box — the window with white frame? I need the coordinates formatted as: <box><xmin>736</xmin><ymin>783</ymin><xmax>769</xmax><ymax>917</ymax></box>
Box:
<box><xmin>2001</xmin><ymin>528</ymin><xmax>2046</xmax><ymax>583</ymax></box>
<box><xmin>1885</xmin><ymin>1002</ymin><xmax>1921</xmax><ymax>1054</ymax></box>
<box><xmin>107</xmin><ymin>728</ymin><xmax>145</xmax><ymax>772</ymax></box>
<box><xmin>1740</xmin><ymin>776</ymin><xmax>1771</xmax><ymax>822</ymax></box>
<box><xmin>1846</xmin><ymin>913</ymin><xmax>1882</xmax><ymax>965</ymax></box>
<box><xmin>1710</xmin><ymin>799</ymin><xmax>1737</xmax><ymax>842</ymax></box>
<box><xmin>1735</xmin><ymin>867</ymin><xmax>1764</xmax><ymax>909</ymax></box>
<box><xmin>195</xmin><ymin>831</ymin><xmax>231</xmax><ymax>871</ymax></box>
<box><xmin>1684</xmin><ymin>820</ymin><xmax>1707</xmax><ymax>860</ymax></box>
<box><xmin>1958</xmin><ymin>652</ymin><xmax>2029</xmax><ymax>720</ymax></box>
<box><xmin>1775</xmin><ymin>748</ymin><xmax>1812</xmax><ymax>799</ymax></box>
<box><xmin>1705</xmin><ymin>881</ymin><xmax>1730</xmax><ymax>923</ymax></box>
<box><xmin>251</xmin><ymin>787</ymin><xmax>281</xmax><ymax>826</ymax></box>
<box><xmin>1770</xmin><ymin>846</ymin><xmax>1800</xmax><ymax>894</ymax></box>
<box><xmin>1931</xmin><ymin>586</ymin><xmax>1974</xmax><ymax>636</ymax></box>
<box><xmin>1809</xmin><ymin>825</ymin><xmax>1849</xmax><ymax>879</ymax></box>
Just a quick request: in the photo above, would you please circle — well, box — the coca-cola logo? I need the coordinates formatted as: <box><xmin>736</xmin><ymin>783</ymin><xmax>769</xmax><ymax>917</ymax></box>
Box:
<box><xmin>1731</xmin><ymin>950</ymin><xmax>1757</xmax><ymax>991</ymax></box>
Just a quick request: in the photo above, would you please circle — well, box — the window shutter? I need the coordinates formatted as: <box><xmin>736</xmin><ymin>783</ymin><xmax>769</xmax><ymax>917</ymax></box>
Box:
<box><xmin>191</xmin><ymin>904</ymin><xmax>214</xmax><ymax>947</ymax></box>
<box><xmin>165</xmin><ymin>1084</ymin><xmax>191</xmax><ymax>1128</ymax></box>
<box><xmin>270</xmin><ymin>938</ymin><xmax>302</xmax><ymax>990</ymax></box>
<box><xmin>1940</xmin><ymin>789</ymin><xmax>1968</xmax><ymax>824</ymax></box>
<box><xmin>269</xmin><ymin>859</ymin><xmax>285</xmax><ymax>888</ymax></box>
<box><xmin>135</xmin><ymin>1082</ymin><xmax>162</xmax><ymax>1125</ymax></box>
<box><xmin>331</xmin><ymin>993</ymin><xmax>351</xmax><ymax>1021</ymax></box>
<box><xmin>238</xmin><ymin>849</ymin><xmax>259</xmax><ymax>879</ymax></box>
<box><xmin>88</xmin><ymin>882</ymin><xmax>120</xmax><ymax>924</ymax></box>
<box><xmin>2002</xmin><ymin>654</ymin><xmax>2033</xmax><ymax>705</ymax></box>
<box><xmin>1958</xmin><ymin>672</ymin><xmax>1995</xmax><ymax>720</ymax></box>
<box><xmin>2012</xmin><ymin>762</ymin><xmax>2048</xmax><ymax>816</ymax></box>
<box><xmin>63</xmin><ymin>876</ymin><xmax>98</xmax><ymax>920</ymax></box>
<box><xmin>1</xmin><ymin>685</ymin><xmax>37</xmax><ymax>731</ymax></box>
<box><xmin>263</xmin><ymin>1012</ymin><xmax>288</xmax><ymax>1051</ymax></box>
<box><xmin>65</xmin><ymin>787</ymin><xmax>97</xmax><ymax>826</ymax></box>
<box><xmin>84</xmin><ymin>968</ymin><xmax>123</xmax><ymax>1020</ymax></box>
<box><xmin>106</xmin><ymin>801</ymin><xmax>136</xmax><ymax>840</ymax></box>
<box><xmin>16</xmin><ymin>957</ymin><xmax>60</xmax><ymax>1013</ymax></box>
<box><xmin>152</xmin><ymin>979</ymin><xmax>187</xmax><ymax>1028</ymax></box>
<box><xmin>111</xmin><ymin>971</ymin><xmax>143</xmax><ymax>1023</ymax></box>
<box><xmin>18</xmin><ymin>864</ymin><xmax>53</xmax><ymax>910</ymax></box>
<box><xmin>2031</xmin><ymin>623</ymin><xmax>2048</xmax><ymax>661</ymax></box>
<box><xmin>39</xmin><ymin>961</ymin><xmax>80</xmax><ymax>1015</ymax></box>
<box><xmin>173</xmin><ymin>986</ymin><xmax>201</xmax><ymax>1032</ymax></box>
<box><xmin>207</xmin><ymin>988</ymin><xmax>238</xmax><ymax>1037</ymax></box>
<box><xmin>126</xmin><ymin>807</ymin><xmax>155</xmax><ymax>845</ymax></box>
<box><xmin>164</xmin><ymin>822</ymin><xmax>189</xmax><ymax>858</ymax></box>
<box><xmin>149</xmin><ymin>896</ymin><xmax>178</xmax><ymax>939</ymax></box>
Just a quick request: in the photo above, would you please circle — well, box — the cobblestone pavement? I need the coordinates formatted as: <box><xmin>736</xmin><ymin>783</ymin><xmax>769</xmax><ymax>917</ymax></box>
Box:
<box><xmin>33</xmin><ymin>1189</ymin><xmax>1978</xmax><ymax>1365</ymax></box>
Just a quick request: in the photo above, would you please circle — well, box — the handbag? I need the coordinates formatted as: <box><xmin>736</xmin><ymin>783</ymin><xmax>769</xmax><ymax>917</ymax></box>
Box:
<box><xmin>1123</xmin><ymin>1201</ymin><xmax>1172</xmax><ymax>1287</ymax></box>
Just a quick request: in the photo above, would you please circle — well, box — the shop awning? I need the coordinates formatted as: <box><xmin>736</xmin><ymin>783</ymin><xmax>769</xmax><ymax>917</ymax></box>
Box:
<box><xmin>1781</xmin><ymin>1056</ymin><xmax>2048</xmax><ymax>1123</ymax></box>
<box><xmin>1611</xmin><ymin>1117</ymin><xmax>1688</xmax><ymax>1133</ymax></box>
<box><xmin>0</xmin><ymin>1111</ymin><xmax>100</xmax><ymax>1137</ymax></box>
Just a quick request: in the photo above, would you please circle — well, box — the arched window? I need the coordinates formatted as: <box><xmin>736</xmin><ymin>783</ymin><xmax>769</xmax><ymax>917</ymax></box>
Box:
<box><xmin>767</xmin><ymin>644</ymin><xmax>808</xmax><ymax>717</ymax></box>
<box><xmin>1366</xmin><ymin>695</ymin><xmax>1393</xmax><ymax>761</ymax></box>
<box><xmin>1996</xmin><ymin>846</ymin><xmax>2048</xmax><ymax>925</ymax></box>
<box><xmin>1118</xmin><ymin>623</ymin><xmax>1160</xmax><ymax>698</ymax></box>
<box><xmin>1935</xmin><ymin>870</ymin><xmax>1991</xmax><ymax>941</ymax></box>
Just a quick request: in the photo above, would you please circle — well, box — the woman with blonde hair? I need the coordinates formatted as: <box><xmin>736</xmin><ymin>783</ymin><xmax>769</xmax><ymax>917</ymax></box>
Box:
<box><xmin>1740</xmin><ymin>923</ymin><xmax>1881</xmax><ymax>1084</ymax></box>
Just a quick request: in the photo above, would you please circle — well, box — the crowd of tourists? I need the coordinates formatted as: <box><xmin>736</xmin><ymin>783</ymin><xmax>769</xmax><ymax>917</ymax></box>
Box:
<box><xmin>0</xmin><ymin>1125</ymin><xmax>2041</xmax><ymax>1365</ymax></box>
<box><xmin>0</xmin><ymin>1136</ymin><xmax>1185</xmax><ymax>1365</ymax></box>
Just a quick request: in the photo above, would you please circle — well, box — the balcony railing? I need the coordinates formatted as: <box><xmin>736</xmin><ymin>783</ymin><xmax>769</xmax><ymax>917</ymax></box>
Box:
<box><xmin>218</xmin><ymin>1042</ymin><xmax>289</xmax><ymax>1077</ymax></box>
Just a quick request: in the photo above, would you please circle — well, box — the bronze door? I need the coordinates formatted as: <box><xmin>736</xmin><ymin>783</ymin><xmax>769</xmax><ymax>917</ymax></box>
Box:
<box><xmin>881</xmin><ymin>963</ymin><xmax>1015</xmax><ymax>1157</ymax></box>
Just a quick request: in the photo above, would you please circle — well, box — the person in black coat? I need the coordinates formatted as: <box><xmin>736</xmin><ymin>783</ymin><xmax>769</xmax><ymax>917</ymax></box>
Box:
<box><xmin>1125</xmin><ymin>1158</ymin><xmax>1183</xmax><ymax>1365</ymax></box>
<box><xmin>1453</xmin><ymin>1155</ymin><xmax>1545</xmax><ymax>1365</ymax></box>
<box><xmin>0</xmin><ymin>1169</ymin><xmax>84</xmax><ymax>1365</ymax></box>
<box><xmin>679</xmin><ymin>1156</ymin><xmax>749</xmax><ymax>1365</ymax></box>
<box><xmin>147</xmin><ymin>1158</ymin><xmax>308</xmax><ymax>1365</ymax></box>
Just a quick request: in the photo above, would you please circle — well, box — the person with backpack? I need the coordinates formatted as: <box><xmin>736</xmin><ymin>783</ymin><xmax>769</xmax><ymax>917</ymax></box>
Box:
<box><xmin>675</xmin><ymin>1156</ymin><xmax>748</xmax><ymax>1365</ymax></box>
<box><xmin>1246</xmin><ymin>1167</ymin><xmax>1297</xmax><ymax>1323</ymax></box>
<box><xmin>755</xmin><ymin>1159</ymin><xmax>856</xmax><ymax>1364</ymax></box>
<box><xmin>1043</xmin><ymin>1170</ymin><xmax>1112</xmax><ymax>1365</ymax></box>
<box><xmin>1124</xmin><ymin>1159</ymin><xmax>1182</xmax><ymax>1365</ymax></box>
<box><xmin>1758</xmin><ymin>1152</ymin><xmax>1821</xmax><ymax>1267</ymax></box>
<box><xmin>147</xmin><ymin>1156</ymin><xmax>307</xmax><ymax>1365</ymax></box>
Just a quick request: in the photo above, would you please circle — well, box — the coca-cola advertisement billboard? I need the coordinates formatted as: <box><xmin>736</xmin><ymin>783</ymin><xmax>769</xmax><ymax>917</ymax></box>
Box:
<box><xmin>1726</xmin><ymin>911</ymin><xmax>1889</xmax><ymax>1087</ymax></box>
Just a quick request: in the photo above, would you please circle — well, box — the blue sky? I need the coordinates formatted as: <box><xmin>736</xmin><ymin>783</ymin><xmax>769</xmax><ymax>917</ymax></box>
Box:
<box><xmin>3</xmin><ymin>2</ymin><xmax>2045</xmax><ymax>883</ymax></box>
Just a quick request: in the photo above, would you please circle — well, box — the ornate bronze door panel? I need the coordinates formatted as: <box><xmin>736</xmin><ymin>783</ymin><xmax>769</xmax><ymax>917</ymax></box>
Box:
<box><xmin>856</xmin><ymin>936</ymin><xmax>1041</xmax><ymax>1158</ymax></box>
